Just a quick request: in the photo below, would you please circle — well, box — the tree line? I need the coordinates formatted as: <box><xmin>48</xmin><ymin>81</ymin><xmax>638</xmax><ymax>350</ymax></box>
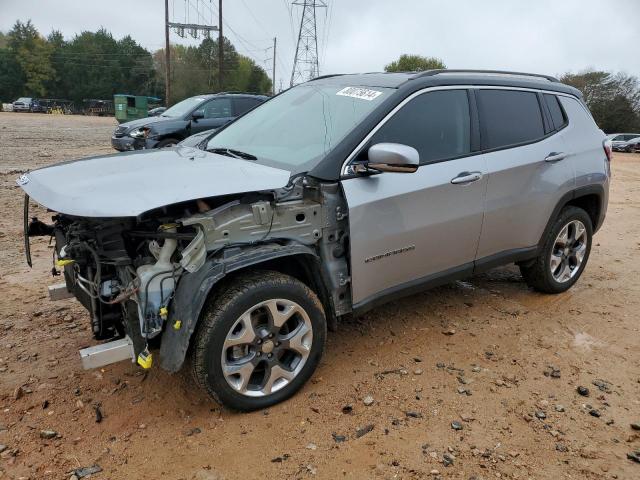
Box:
<box><xmin>385</xmin><ymin>54</ymin><xmax>640</xmax><ymax>134</ymax></box>
<box><xmin>0</xmin><ymin>20</ymin><xmax>272</xmax><ymax>107</ymax></box>
<box><xmin>1</xmin><ymin>22</ymin><xmax>638</xmax><ymax>133</ymax></box>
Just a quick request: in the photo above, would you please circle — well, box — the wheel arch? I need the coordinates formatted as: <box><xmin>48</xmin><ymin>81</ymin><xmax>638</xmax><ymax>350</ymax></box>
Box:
<box><xmin>537</xmin><ymin>185</ymin><xmax>605</xmax><ymax>252</ymax></box>
<box><xmin>158</xmin><ymin>243</ymin><xmax>330</xmax><ymax>373</ymax></box>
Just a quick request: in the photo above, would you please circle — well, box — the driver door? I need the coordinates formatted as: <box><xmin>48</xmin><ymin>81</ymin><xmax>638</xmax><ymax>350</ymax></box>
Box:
<box><xmin>191</xmin><ymin>98</ymin><xmax>234</xmax><ymax>134</ymax></box>
<box><xmin>341</xmin><ymin>89</ymin><xmax>487</xmax><ymax>307</ymax></box>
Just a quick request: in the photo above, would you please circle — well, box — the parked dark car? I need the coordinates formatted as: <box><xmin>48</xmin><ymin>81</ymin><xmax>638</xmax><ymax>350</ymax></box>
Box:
<box><xmin>111</xmin><ymin>93</ymin><xmax>268</xmax><ymax>151</ymax></box>
<box><xmin>176</xmin><ymin>128</ymin><xmax>218</xmax><ymax>148</ymax></box>
<box><xmin>148</xmin><ymin>106</ymin><xmax>167</xmax><ymax>117</ymax></box>
<box><xmin>12</xmin><ymin>97</ymin><xmax>45</xmax><ymax>112</ymax></box>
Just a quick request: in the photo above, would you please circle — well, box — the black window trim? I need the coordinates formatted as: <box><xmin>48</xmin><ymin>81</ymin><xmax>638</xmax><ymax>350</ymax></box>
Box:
<box><xmin>476</xmin><ymin>88</ymin><xmax>547</xmax><ymax>152</ymax></box>
<box><xmin>343</xmin><ymin>87</ymin><xmax>477</xmax><ymax>176</ymax></box>
<box><xmin>473</xmin><ymin>87</ymin><xmax>571</xmax><ymax>155</ymax></box>
<box><xmin>340</xmin><ymin>86</ymin><xmax>575</xmax><ymax>178</ymax></box>
<box><xmin>538</xmin><ymin>92</ymin><xmax>554</xmax><ymax>135</ymax></box>
<box><xmin>542</xmin><ymin>93</ymin><xmax>569</xmax><ymax>132</ymax></box>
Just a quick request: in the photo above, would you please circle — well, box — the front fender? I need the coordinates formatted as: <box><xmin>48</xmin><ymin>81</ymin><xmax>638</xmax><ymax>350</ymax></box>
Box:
<box><xmin>158</xmin><ymin>243</ymin><xmax>318</xmax><ymax>372</ymax></box>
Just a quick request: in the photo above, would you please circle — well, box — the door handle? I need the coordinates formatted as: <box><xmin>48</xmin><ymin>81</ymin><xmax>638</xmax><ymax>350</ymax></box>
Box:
<box><xmin>451</xmin><ymin>171</ymin><xmax>483</xmax><ymax>185</ymax></box>
<box><xmin>545</xmin><ymin>152</ymin><xmax>567</xmax><ymax>162</ymax></box>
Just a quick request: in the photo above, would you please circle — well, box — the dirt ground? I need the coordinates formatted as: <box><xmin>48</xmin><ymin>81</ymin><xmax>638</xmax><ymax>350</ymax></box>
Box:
<box><xmin>1</xmin><ymin>112</ymin><xmax>639</xmax><ymax>480</ymax></box>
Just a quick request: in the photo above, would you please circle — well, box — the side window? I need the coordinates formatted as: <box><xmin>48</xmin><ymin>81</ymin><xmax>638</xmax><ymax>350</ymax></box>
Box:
<box><xmin>478</xmin><ymin>89</ymin><xmax>545</xmax><ymax>149</ymax></box>
<box><xmin>200</xmin><ymin>98</ymin><xmax>233</xmax><ymax>119</ymax></box>
<box><xmin>234</xmin><ymin>97</ymin><xmax>262</xmax><ymax>116</ymax></box>
<box><xmin>369</xmin><ymin>90</ymin><xmax>471</xmax><ymax>164</ymax></box>
<box><xmin>544</xmin><ymin>94</ymin><xmax>568</xmax><ymax>130</ymax></box>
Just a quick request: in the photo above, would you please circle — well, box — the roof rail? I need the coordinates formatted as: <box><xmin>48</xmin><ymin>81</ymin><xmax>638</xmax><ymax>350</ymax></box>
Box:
<box><xmin>200</xmin><ymin>91</ymin><xmax>266</xmax><ymax>96</ymax></box>
<box><xmin>309</xmin><ymin>73</ymin><xmax>345</xmax><ymax>81</ymax></box>
<box><xmin>415</xmin><ymin>69</ymin><xmax>560</xmax><ymax>82</ymax></box>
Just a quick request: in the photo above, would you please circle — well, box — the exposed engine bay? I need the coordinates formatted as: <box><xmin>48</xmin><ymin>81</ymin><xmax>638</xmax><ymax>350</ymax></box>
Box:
<box><xmin>25</xmin><ymin>176</ymin><xmax>351</xmax><ymax>370</ymax></box>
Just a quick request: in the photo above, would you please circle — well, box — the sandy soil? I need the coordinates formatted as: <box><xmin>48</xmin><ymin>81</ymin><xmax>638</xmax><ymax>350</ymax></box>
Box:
<box><xmin>0</xmin><ymin>112</ymin><xmax>639</xmax><ymax>480</ymax></box>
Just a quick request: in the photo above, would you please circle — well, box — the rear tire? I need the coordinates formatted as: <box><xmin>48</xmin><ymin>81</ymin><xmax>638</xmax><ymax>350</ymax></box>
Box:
<box><xmin>191</xmin><ymin>271</ymin><xmax>326</xmax><ymax>411</ymax></box>
<box><xmin>520</xmin><ymin>206</ymin><xmax>592</xmax><ymax>294</ymax></box>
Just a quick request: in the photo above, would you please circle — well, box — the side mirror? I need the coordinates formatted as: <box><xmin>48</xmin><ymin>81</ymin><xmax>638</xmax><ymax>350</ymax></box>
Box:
<box><xmin>192</xmin><ymin>110</ymin><xmax>204</xmax><ymax>120</ymax></box>
<box><xmin>365</xmin><ymin>143</ymin><xmax>419</xmax><ymax>173</ymax></box>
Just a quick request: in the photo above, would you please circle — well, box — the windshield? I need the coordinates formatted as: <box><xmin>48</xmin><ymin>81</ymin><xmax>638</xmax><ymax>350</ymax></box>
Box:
<box><xmin>162</xmin><ymin>96</ymin><xmax>206</xmax><ymax>118</ymax></box>
<box><xmin>16</xmin><ymin>97</ymin><xmax>31</xmax><ymax>102</ymax></box>
<box><xmin>206</xmin><ymin>84</ymin><xmax>392</xmax><ymax>173</ymax></box>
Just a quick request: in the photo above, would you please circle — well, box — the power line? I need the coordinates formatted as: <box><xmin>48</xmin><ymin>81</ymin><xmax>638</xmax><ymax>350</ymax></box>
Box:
<box><xmin>239</xmin><ymin>0</ymin><xmax>271</xmax><ymax>37</ymax></box>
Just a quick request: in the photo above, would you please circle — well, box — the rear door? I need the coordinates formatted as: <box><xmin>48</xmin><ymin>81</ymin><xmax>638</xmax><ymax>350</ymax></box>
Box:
<box><xmin>233</xmin><ymin>97</ymin><xmax>263</xmax><ymax>117</ymax></box>
<box><xmin>475</xmin><ymin>88</ymin><xmax>574</xmax><ymax>262</ymax></box>
<box><xmin>342</xmin><ymin>88</ymin><xmax>488</xmax><ymax>306</ymax></box>
<box><xmin>191</xmin><ymin>97</ymin><xmax>235</xmax><ymax>133</ymax></box>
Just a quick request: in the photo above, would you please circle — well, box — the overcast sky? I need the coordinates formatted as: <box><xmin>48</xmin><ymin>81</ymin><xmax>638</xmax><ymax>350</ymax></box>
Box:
<box><xmin>2</xmin><ymin>0</ymin><xmax>639</xmax><ymax>89</ymax></box>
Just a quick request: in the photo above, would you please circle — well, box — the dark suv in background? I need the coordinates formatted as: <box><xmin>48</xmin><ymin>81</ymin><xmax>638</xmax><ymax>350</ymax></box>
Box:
<box><xmin>111</xmin><ymin>92</ymin><xmax>268</xmax><ymax>151</ymax></box>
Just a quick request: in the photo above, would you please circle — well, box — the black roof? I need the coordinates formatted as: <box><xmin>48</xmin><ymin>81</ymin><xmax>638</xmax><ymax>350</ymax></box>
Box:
<box><xmin>308</xmin><ymin>70</ymin><xmax>581</xmax><ymax>98</ymax></box>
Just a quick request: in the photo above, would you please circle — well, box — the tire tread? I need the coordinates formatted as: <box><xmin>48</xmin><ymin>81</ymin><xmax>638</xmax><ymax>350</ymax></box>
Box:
<box><xmin>190</xmin><ymin>270</ymin><xmax>325</xmax><ymax>410</ymax></box>
<box><xmin>520</xmin><ymin>206</ymin><xmax>592</xmax><ymax>294</ymax></box>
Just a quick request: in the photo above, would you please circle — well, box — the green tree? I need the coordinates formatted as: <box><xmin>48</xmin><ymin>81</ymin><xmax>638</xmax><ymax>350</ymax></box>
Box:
<box><xmin>0</xmin><ymin>48</ymin><xmax>25</xmax><ymax>101</ymax></box>
<box><xmin>48</xmin><ymin>28</ymin><xmax>157</xmax><ymax>105</ymax></box>
<box><xmin>1</xmin><ymin>20</ymin><xmax>55</xmax><ymax>98</ymax></box>
<box><xmin>384</xmin><ymin>54</ymin><xmax>446</xmax><ymax>73</ymax></box>
<box><xmin>16</xmin><ymin>35</ymin><xmax>55</xmax><ymax>96</ymax></box>
<box><xmin>561</xmin><ymin>70</ymin><xmax>640</xmax><ymax>133</ymax></box>
<box><xmin>154</xmin><ymin>36</ymin><xmax>272</xmax><ymax>105</ymax></box>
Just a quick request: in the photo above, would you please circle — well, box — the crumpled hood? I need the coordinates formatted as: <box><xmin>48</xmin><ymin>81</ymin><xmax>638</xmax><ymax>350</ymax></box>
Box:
<box><xmin>17</xmin><ymin>147</ymin><xmax>291</xmax><ymax>218</ymax></box>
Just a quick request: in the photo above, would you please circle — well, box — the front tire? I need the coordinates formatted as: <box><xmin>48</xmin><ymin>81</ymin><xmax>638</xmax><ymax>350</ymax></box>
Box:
<box><xmin>520</xmin><ymin>206</ymin><xmax>593</xmax><ymax>294</ymax></box>
<box><xmin>191</xmin><ymin>271</ymin><xmax>327</xmax><ymax>411</ymax></box>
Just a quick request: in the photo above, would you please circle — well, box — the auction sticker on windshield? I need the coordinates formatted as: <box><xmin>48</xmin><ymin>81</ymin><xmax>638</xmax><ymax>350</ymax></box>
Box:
<box><xmin>336</xmin><ymin>87</ymin><xmax>383</xmax><ymax>101</ymax></box>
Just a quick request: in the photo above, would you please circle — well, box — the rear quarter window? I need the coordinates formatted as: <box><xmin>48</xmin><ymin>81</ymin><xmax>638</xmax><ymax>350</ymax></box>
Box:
<box><xmin>544</xmin><ymin>94</ymin><xmax>568</xmax><ymax>130</ymax></box>
<box><xmin>477</xmin><ymin>89</ymin><xmax>545</xmax><ymax>150</ymax></box>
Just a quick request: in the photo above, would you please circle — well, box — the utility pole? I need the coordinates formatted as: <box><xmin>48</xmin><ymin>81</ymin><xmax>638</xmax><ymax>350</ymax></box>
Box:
<box><xmin>164</xmin><ymin>0</ymin><xmax>170</xmax><ymax>107</ymax></box>
<box><xmin>165</xmin><ymin>1</ymin><xmax>219</xmax><ymax>99</ymax></box>
<box><xmin>272</xmin><ymin>37</ymin><xmax>277</xmax><ymax>95</ymax></box>
<box><xmin>218</xmin><ymin>0</ymin><xmax>223</xmax><ymax>90</ymax></box>
<box><xmin>290</xmin><ymin>0</ymin><xmax>326</xmax><ymax>87</ymax></box>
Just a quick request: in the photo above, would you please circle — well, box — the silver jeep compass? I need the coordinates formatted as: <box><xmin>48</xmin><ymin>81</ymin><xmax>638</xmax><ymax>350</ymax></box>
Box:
<box><xmin>19</xmin><ymin>70</ymin><xmax>610</xmax><ymax>411</ymax></box>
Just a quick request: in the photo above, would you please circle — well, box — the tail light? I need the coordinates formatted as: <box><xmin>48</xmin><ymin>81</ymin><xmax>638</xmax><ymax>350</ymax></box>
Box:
<box><xmin>603</xmin><ymin>139</ymin><xmax>612</xmax><ymax>177</ymax></box>
<box><xmin>603</xmin><ymin>139</ymin><xmax>613</xmax><ymax>162</ymax></box>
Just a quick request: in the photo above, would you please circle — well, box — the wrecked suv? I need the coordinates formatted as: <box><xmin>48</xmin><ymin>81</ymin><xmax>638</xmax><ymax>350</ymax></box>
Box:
<box><xmin>19</xmin><ymin>70</ymin><xmax>610</xmax><ymax>411</ymax></box>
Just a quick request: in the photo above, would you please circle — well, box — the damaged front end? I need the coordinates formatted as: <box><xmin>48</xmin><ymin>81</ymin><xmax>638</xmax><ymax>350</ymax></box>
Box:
<box><xmin>25</xmin><ymin>200</ymin><xmax>202</xmax><ymax>367</ymax></box>
<box><xmin>20</xmin><ymin>154</ymin><xmax>351</xmax><ymax>373</ymax></box>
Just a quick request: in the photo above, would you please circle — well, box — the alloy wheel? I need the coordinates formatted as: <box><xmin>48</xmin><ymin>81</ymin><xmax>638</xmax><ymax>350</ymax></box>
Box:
<box><xmin>550</xmin><ymin>220</ymin><xmax>588</xmax><ymax>283</ymax></box>
<box><xmin>221</xmin><ymin>299</ymin><xmax>313</xmax><ymax>397</ymax></box>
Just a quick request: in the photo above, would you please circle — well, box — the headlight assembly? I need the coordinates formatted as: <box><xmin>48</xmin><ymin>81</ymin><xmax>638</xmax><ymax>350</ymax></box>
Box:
<box><xmin>129</xmin><ymin>127</ymin><xmax>146</xmax><ymax>138</ymax></box>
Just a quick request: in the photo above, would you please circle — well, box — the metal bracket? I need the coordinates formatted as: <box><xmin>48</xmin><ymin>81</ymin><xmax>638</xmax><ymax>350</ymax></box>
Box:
<box><xmin>79</xmin><ymin>336</ymin><xmax>135</xmax><ymax>370</ymax></box>
<box><xmin>48</xmin><ymin>283</ymin><xmax>74</xmax><ymax>301</ymax></box>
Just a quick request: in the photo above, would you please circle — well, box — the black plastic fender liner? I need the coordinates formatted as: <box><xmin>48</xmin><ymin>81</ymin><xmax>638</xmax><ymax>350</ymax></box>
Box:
<box><xmin>23</xmin><ymin>194</ymin><xmax>32</xmax><ymax>267</ymax></box>
<box><xmin>158</xmin><ymin>242</ymin><xmax>319</xmax><ymax>373</ymax></box>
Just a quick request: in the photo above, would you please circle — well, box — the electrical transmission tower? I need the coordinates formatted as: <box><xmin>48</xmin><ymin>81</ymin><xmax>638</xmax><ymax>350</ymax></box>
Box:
<box><xmin>290</xmin><ymin>0</ymin><xmax>327</xmax><ymax>87</ymax></box>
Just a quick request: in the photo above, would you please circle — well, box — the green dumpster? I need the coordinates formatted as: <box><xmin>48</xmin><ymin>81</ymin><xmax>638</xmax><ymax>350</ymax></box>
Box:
<box><xmin>114</xmin><ymin>95</ymin><xmax>152</xmax><ymax>123</ymax></box>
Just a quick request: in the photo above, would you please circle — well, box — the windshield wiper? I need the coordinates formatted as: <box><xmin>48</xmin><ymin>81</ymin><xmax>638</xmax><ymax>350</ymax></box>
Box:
<box><xmin>208</xmin><ymin>147</ymin><xmax>257</xmax><ymax>160</ymax></box>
